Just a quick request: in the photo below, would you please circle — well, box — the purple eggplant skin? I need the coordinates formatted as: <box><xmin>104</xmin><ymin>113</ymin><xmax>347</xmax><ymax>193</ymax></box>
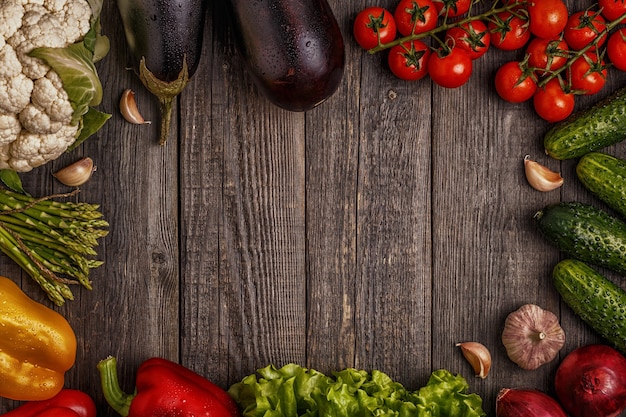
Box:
<box><xmin>225</xmin><ymin>0</ymin><xmax>345</xmax><ymax>112</ymax></box>
<box><xmin>116</xmin><ymin>0</ymin><xmax>207</xmax><ymax>81</ymax></box>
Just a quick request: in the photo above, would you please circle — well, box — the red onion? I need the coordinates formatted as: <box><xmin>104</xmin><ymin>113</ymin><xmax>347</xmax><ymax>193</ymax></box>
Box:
<box><xmin>555</xmin><ymin>344</ymin><xmax>626</xmax><ymax>417</ymax></box>
<box><xmin>496</xmin><ymin>388</ymin><xmax>567</xmax><ymax>417</ymax></box>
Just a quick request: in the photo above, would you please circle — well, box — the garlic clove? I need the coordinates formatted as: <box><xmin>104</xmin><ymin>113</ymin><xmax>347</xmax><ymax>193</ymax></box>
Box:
<box><xmin>457</xmin><ymin>341</ymin><xmax>492</xmax><ymax>379</ymax></box>
<box><xmin>502</xmin><ymin>303</ymin><xmax>565</xmax><ymax>370</ymax></box>
<box><xmin>120</xmin><ymin>89</ymin><xmax>151</xmax><ymax>125</ymax></box>
<box><xmin>53</xmin><ymin>157</ymin><xmax>96</xmax><ymax>187</ymax></box>
<box><xmin>524</xmin><ymin>155</ymin><xmax>564</xmax><ymax>192</ymax></box>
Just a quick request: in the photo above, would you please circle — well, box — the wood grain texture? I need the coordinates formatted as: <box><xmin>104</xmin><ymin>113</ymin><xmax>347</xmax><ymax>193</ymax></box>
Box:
<box><xmin>2</xmin><ymin>0</ymin><xmax>626</xmax><ymax>415</ymax></box>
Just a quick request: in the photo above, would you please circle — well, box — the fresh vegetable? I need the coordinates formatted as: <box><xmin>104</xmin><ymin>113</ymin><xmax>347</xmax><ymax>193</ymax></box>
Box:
<box><xmin>0</xmin><ymin>276</ymin><xmax>76</xmax><ymax>401</ymax></box>
<box><xmin>552</xmin><ymin>259</ymin><xmax>626</xmax><ymax>353</ymax></box>
<box><xmin>116</xmin><ymin>0</ymin><xmax>206</xmax><ymax>145</ymax></box>
<box><xmin>607</xmin><ymin>28</ymin><xmax>626</xmax><ymax>71</ymax></box>
<box><xmin>494</xmin><ymin>60</ymin><xmax>537</xmax><ymax>103</ymax></box>
<box><xmin>0</xmin><ymin>188</ymin><xmax>108</xmax><ymax>305</ymax></box>
<box><xmin>496</xmin><ymin>388</ymin><xmax>567</xmax><ymax>417</ymax></box>
<box><xmin>445</xmin><ymin>20</ymin><xmax>491</xmax><ymax>60</ymax></box>
<box><xmin>527</xmin><ymin>0</ymin><xmax>569</xmax><ymax>39</ymax></box>
<box><xmin>488</xmin><ymin>10</ymin><xmax>531</xmax><ymax>51</ymax></box>
<box><xmin>228</xmin><ymin>363</ymin><xmax>486</xmax><ymax>417</ymax></box>
<box><xmin>434</xmin><ymin>0</ymin><xmax>471</xmax><ymax>18</ymax></box>
<box><xmin>227</xmin><ymin>0</ymin><xmax>345</xmax><ymax>113</ymax></box>
<box><xmin>564</xmin><ymin>10</ymin><xmax>607</xmax><ymax>51</ymax></box>
<box><xmin>534</xmin><ymin>202</ymin><xmax>626</xmax><ymax>275</ymax></box>
<box><xmin>52</xmin><ymin>157</ymin><xmax>95</xmax><ymax>187</ymax></box>
<box><xmin>456</xmin><ymin>341</ymin><xmax>491</xmax><ymax>379</ymax></box>
<box><xmin>98</xmin><ymin>356</ymin><xmax>241</xmax><ymax>417</ymax></box>
<box><xmin>523</xmin><ymin>155</ymin><xmax>564</xmax><ymax>192</ymax></box>
<box><xmin>543</xmin><ymin>85</ymin><xmax>626</xmax><ymax>159</ymax></box>
<box><xmin>394</xmin><ymin>0</ymin><xmax>438</xmax><ymax>37</ymax></box>
<box><xmin>354</xmin><ymin>7</ymin><xmax>397</xmax><ymax>50</ymax></box>
<box><xmin>568</xmin><ymin>52</ymin><xmax>607</xmax><ymax>95</ymax></box>
<box><xmin>599</xmin><ymin>0</ymin><xmax>626</xmax><ymax>22</ymax></box>
<box><xmin>387</xmin><ymin>40</ymin><xmax>430</xmax><ymax>81</ymax></box>
<box><xmin>533</xmin><ymin>78</ymin><xmax>575</xmax><ymax>123</ymax></box>
<box><xmin>554</xmin><ymin>344</ymin><xmax>626</xmax><ymax>417</ymax></box>
<box><xmin>576</xmin><ymin>152</ymin><xmax>626</xmax><ymax>218</ymax></box>
<box><xmin>428</xmin><ymin>47</ymin><xmax>473</xmax><ymax>88</ymax></box>
<box><xmin>526</xmin><ymin>38</ymin><xmax>569</xmax><ymax>76</ymax></box>
<box><xmin>501</xmin><ymin>304</ymin><xmax>565</xmax><ymax>370</ymax></box>
<box><xmin>0</xmin><ymin>0</ymin><xmax>109</xmax><ymax>172</ymax></box>
<box><xmin>2</xmin><ymin>389</ymin><xmax>96</xmax><ymax>417</ymax></box>
<box><xmin>119</xmin><ymin>89</ymin><xmax>150</xmax><ymax>125</ymax></box>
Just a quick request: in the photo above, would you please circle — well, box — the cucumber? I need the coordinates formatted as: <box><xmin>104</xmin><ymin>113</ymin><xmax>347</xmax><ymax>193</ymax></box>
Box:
<box><xmin>552</xmin><ymin>259</ymin><xmax>626</xmax><ymax>353</ymax></box>
<box><xmin>534</xmin><ymin>202</ymin><xmax>626</xmax><ymax>275</ymax></box>
<box><xmin>576</xmin><ymin>152</ymin><xmax>626</xmax><ymax>218</ymax></box>
<box><xmin>544</xmin><ymin>86</ymin><xmax>626</xmax><ymax>160</ymax></box>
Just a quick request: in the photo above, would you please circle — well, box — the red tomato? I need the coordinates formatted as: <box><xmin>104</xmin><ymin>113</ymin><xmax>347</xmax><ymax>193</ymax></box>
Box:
<box><xmin>527</xmin><ymin>0</ymin><xmax>569</xmax><ymax>39</ymax></box>
<box><xmin>394</xmin><ymin>0</ymin><xmax>439</xmax><ymax>37</ymax></box>
<box><xmin>495</xmin><ymin>61</ymin><xmax>537</xmax><ymax>103</ymax></box>
<box><xmin>353</xmin><ymin>7</ymin><xmax>397</xmax><ymax>50</ymax></box>
<box><xmin>533</xmin><ymin>78</ymin><xmax>575</xmax><ymax>122</ymax></box>
<box><xmin>433</xmin><ymin>0</ymin><xmax>471</xmax><ymax>17</ymax></box>
<box><xmin>599</xmin><ymin>0</ymin><xmax>626</xmax><ymax>22</ymax></box>
<box><xmin>388</xmin><ymin>40</ymin><xmax>431</xmax><ymax>81</ymax></box>
<box><xmin>488</xmin><ymin>11</ymin><xmax>531</xmax><ymax>51</ymax></box>
<box><xmin>526</xmin><ymin>37</ymin><xmax>569</xmax><ymax>75</ymax></box>
<box><xmin>568</xmin><ymin>52</ymin><xmax>607</xmax><ymax>95</ymax></box>
<box><xmin>428</xmin><ymin>47</ymin><xmax>473</xmax><ymax>88</ymax></box>
<box><xmin>445</xmin><ymin>20</ymin><xmax>491</xmax><ymax>60</ymax></box>
<box><xmin>607</xmin><ymin>28</ymin><xmax>626</xmax><ymax>71</ymax></box>
<box><xmin>563</xmin><ymin>10</ymin><xmax>607</xmax><ymax>50</ymax></box>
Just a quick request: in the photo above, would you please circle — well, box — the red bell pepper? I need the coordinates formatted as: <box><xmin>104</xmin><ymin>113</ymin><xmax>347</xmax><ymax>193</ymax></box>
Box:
<box><xmin>2</xmin><ymin>389</ymin><xmax>97</xmax><ymax>417</ymax></box>
<box><xmin>97</xmin><ymin>356</ymin><xmax>241</xmax><ymax>417</ymax></box>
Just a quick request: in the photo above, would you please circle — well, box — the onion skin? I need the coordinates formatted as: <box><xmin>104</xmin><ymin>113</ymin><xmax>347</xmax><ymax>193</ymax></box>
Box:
<box><xmin>496</xmin><ymin>388</ymin><xmax>567</xmax><ymax>417</ymax></box>
<box><xmin>555</xmin><ymin>344</ymin><xmax>626</xmax><ymax>417</ymax></box>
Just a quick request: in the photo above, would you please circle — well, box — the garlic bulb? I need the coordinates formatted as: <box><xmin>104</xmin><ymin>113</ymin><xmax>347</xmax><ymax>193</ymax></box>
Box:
<box><xmin>457</xmin><ymin>341</ymin><xmax>492</xmax><ymax>378</ymax></box>
<box><xmin>502</xmin><ymin>304</ymin><xmax>565</xmax><ymax>370</ymax></box>
<box><xmin>524</xmin><ymin>155</ymin><xmax>564</xmax><ymax>192</ymax></box>
<box><xmin>53</xmin><ymin>157</ymin><xmax>96</xmax><ymax>187</ymax></box>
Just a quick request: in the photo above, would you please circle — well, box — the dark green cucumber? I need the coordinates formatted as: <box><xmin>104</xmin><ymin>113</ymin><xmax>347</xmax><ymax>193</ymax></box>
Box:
<box><xmin>553</xmin><ymin>259</ymin><xmax>626</xmax><ymax>353</ymax></box>
<box><xmin>544</xmin><ymin>86</ymin><xmax>626</xmax><ymax>160</ymax></box>
<box><xmin>576</xmin><ymin>152</ymin><xmax>626</xmax><ymax>218</ymax></box>
<box><xmin>534</xmin><ymin>202</ymin><xmax>626</xmax><ymax>275</ymax></box>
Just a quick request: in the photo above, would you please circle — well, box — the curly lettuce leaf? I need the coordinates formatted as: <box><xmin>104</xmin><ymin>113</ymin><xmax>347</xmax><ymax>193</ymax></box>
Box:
<box><xmin>228</xmin><ymin>365</ymin><xmax>486</xmax><ymax>417</ymax></box>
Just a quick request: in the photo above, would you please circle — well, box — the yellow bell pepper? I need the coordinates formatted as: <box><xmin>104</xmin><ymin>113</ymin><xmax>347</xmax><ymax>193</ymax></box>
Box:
<box><xmin>0</xmin><ymin>276</ymin><xmax>77</xmax><ymax>401</ymax></box>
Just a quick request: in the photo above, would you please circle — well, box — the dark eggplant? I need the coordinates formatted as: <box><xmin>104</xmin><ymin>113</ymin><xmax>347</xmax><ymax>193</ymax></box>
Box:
<box><xmin>225</xmin><ymin>0</ymin><xmax>345</xmax><ymax>112</ymax></box>
<box><xmin>117</xmin><ymin>0</ymin><xmax>207</xmax><ymax>144</ymax></box>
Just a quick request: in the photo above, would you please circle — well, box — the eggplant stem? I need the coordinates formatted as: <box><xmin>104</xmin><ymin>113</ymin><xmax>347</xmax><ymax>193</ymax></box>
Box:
<box><xmin>138</xmin><ymin>56</ymin><xmax>190</xmax><ymax>146</ymax></box>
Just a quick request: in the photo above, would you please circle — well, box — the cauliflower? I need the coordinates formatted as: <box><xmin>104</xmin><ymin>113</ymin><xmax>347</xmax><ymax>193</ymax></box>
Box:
<box><xmin>0</xmin><ymin>0</ymin><xmax>104</xmax><ymax>172</ymax></box>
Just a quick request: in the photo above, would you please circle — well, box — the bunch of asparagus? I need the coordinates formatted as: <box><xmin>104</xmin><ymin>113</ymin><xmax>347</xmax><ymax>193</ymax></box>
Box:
<box><xmin>0</xmin><ymin>188</ymin><xmax>108</xmax><ymax>305</ymax></box>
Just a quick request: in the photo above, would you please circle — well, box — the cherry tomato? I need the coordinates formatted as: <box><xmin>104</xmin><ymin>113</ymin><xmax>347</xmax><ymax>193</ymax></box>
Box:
<box><xmin>495</xmin><ymin>61</ymin><xmax>537</xmax><ymax>103</ymax></box>
<box><xmin>607</xmin><ymin>28</ymin><xmax>626</xmax><ymax>71</ymax></box>
<box><xmin>488</xmin><ymin>11</ymin><xmax>531</xmax><ymax>51</ymax></box>
<box><xmin>527</xmin><ymin>0</ymin><xmax>569</xmax><ymax>39</ymax></box>
<box><xmin>445</xmin><ymin>20</ymin><xmax>491</xmax><ymax>60</ymax></box>
<box><xmin>394</xmin><ymin>0</ymin><xmax>439</xmax><ymax>36</ymax></box>
<box><xmin>568</xmin><ymin>52</ymin><xmax>607</xmax><ymax>95</ymax></box>
<box><xmin>428</xmin><ymin>47</ymin><xmax>473</xmax><ymax>88</ymax></box>
<box><xmin>599</xmin><ymin>0</ymin><xmax>626</xmax><ymax>22</ymax></box>
<box><xmin>353</xmin><ymin>7</ymin><xmax>397</xmax><ymax>50</ymax></box>
<box><xmin>388</xmin><ymin>40</ymin><xmax>431</xmax><ymax>81</ymax></box>
<box><xmin>563</xmin><ymin>10</ymin><xmax>607</xmax><ymax>51</ymax></box>
<box><xmin>533</xmin><ymin>78</ymin><xmax>575</xmax><ymax>122</ymax></box>
<box><xmin>433</xmin><ymin>0</ymin><xmax>471</xmax><ymax>18</ymax></box>
<box><xmin>526</xmin><ymin>37</ymin><xmax>569</xmax><ymax>75</ymax></box>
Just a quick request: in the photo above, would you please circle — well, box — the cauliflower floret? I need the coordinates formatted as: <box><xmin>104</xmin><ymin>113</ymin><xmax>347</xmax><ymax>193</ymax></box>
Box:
<box><xmin>19</xmin><ymin>103</ymin><xmax>63</xmax><ymax>134</ymax></box>
<box><xmin>44</xmin><ymin>0</ymin><xmax>92</xmax><ymax>43</ymax></box>
<box><xmin>8</xmin><ymin>5</ymin><xmax>67</xmax><ymax>79</ymax></box>
<box><xmin>9</xmin><ymin>123</ymin><xmax>78</xmax><ymax>171</ymax></box>
<box><xmin>0</xmin><ymin>73</ymin><xmax>33</xmax><ymax>114</ymax></box>
<box><xmin>0</xmin><ymin>2</ymin><xmax>25</xmax><ymax>40</ymax></box>
<box><xmin>31</xmin><ymin>71</ymin><xmax>73</xmax><ymax>123</ymax></box>
<box><xmin>0</xmin><ymin>43</ymin><xmax>21</xmax><ymax>78</ymax></box>
<box><xmin>0</xmin><ymin>113</ymin><xmax>21</xmax><ymax>145</ymax></box>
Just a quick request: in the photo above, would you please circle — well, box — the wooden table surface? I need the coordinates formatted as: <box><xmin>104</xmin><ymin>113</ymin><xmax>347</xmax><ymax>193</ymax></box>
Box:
<box><xmin>2</xmin><ymin>0</ymin><xmax>626</xmax><ymax>415</ymax></box>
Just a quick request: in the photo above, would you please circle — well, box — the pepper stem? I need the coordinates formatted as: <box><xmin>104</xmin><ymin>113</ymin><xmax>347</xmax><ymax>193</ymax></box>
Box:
<box><xmin>97</xmin><ymin>356</ymin><xmax>134</xmax><ymax>416</ymax></box>
<box><xmin>138</xmin><ymin>56</ymin><xmax>190</xmax><ymax>146</ymax></box>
